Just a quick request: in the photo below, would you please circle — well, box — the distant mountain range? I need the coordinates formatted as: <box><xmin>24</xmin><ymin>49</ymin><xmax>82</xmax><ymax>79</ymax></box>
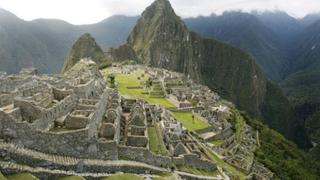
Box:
<box><xmin>0</xmin><ymin>8</ymin><xmax>138</xmax><ymax>74</ymax></box>
<box><xmin>1</xmin><ymin>8</ymin><xmax>320</xmax><ymax>79</ymax></box>
<box><xmin>184</xmin><ymin>11</ymin><xmax>320</xmax><ymax>156</ymax></box>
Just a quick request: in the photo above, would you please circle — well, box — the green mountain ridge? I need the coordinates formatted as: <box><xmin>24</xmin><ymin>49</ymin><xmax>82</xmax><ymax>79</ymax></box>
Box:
<box><xmin>185</xmin><ymin>12</ymin><xmax>286</xmax><ymax>81</ymax></box>
<box><xmin>280</xmin><ymin>19</ymin><xmax>320</xmax><ymax>161</ymax></box>
<box><xmin>0</xmin><ymin>8</ymin><xmax>138</xmax><ymax>74</ymax></box>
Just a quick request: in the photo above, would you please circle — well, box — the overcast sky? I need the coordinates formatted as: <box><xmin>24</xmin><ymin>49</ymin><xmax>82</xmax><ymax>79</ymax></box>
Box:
<box><xmin>0</xmin><ymin>0</ymin><xmax>319</xmax><ymax>25</ymax></box>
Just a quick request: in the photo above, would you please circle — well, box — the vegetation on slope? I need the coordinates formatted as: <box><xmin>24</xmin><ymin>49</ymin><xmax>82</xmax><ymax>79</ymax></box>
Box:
<box><xmin>58</xmin><ymin>176</ymin><xmax>86</xmax><ymax>180</ymax></box>
<box><xmin>0</xmin><ymin>172</ymin><xmax>6</xmax><ymax>180</ymax></box>
<box><xmin>260</xmin><ymin>81</ymin><xmax>310</xmax><ymax>147</ymax></box>
<box><xmin>148</xmin><ymin>126</ymin><xmax>168</xmax><ymax>155</ymax></box>
<box><xmin>170</xmin><ymin>111</ymin><xmax>209</xmax><ymax>132</ymax></box>
<box><xmin>185</xmin><ymin>12</ymin><xmax>285</xmax><ymax>81</ymax></box>
<box><xmin>239</xmin><ymin>111</ymin><xmax>319</xmax><ymax>179</ymax></box>
<box><xmin>5</xmin><ymin>173</ymin><xmax>39</xmax><ymax>180</ymax></box>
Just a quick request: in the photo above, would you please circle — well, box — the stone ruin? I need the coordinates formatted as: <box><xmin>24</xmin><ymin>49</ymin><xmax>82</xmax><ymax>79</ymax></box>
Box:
<box><xmin>136</xmin><ymin>65</ymin><xmax>273</xmax><ymax>179</ymax></box>
<box><xmin>126</xmin><ymin>102</ymin><xmax>148</xmax><ymax>148</ymax></box>
<box><xmin>0</xmin><ymin>62</ymin><xmax>273</xmax><ymax>179</ymax></box>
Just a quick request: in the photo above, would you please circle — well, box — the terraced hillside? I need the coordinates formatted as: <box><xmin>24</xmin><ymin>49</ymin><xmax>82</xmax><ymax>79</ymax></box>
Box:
<box><xmin>101</xmin><ymin>65</ymin><xmax>318</xmax><ymax>179</ymax></box>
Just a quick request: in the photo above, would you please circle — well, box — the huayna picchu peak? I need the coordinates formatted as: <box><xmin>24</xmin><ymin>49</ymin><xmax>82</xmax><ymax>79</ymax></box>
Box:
<box><xmin>61</xmin><ymin>33</ymin><xmax>111</xmax><ymax>74</ymax></box>
<box><xmin>0</xmin><ymin>0</ymin><xmax>320</xmax><ymax>179</ymax></box>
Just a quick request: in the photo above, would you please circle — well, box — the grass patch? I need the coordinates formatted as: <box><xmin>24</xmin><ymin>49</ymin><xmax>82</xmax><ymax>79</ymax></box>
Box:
<box><xmin>102</xmin><ymin>68</ymin><xmax>174</xmax><ymax>108</ymax></box>
<box><xmin>0</xmin><ymin>172</ymin><xmax>6</xmax><ymax>180</ymax></box>
<box><xmin>148</xmin><ymin>125</ymin><xmax>168</xmax><ymax>155</ymax></box>
<box><xmin>154</xmin><ymin>173</ymin><xmax>176</xmax><ymax>180</ymax></box>
<box><xmin>6</xmin><ymin>173</ymin><xmax>39</xmax><ymax>180</ymax></box>
<box><xmin>229</xmin><ymin>110</ymin><xmax>246</xmax><ymax>143</ymax></box>
<box><xmin>58</xmin><ymin>176</ymin><xmax>86</xmax><ymax>180</ymax></box>
<box><xmin>202</xmin><ymin>144</ymin><xmax>246</xmax><ymax>180</ymax></box>
<box><xmin>170</xmin><ymin>111</ymin><xmax>209</xmax><ymax>131</ymax></box>
<box><xmin>101</xmin><ymin>173</ymin><xmax>144</xmax><ymax>180</ymax></box>
<box><xmin>209</xmin><ymin>140</ymin><xmax>224</xmax><ymax>145</ymax></box>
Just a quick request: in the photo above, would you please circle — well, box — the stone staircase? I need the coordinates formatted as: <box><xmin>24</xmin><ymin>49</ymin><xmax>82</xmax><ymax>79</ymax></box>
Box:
<box><xmin>0</xmin><ymin>142</ymin><xmax>168</xmax><ymax>175</ymax></box>
<box><xmin>0</xmin><ymin>160</ymin><xmax>112</xmax><ymax>179</ymax></box>
<box><xmin>0</xmin><ymin>142</ymin><xmax>78</xmax><ymax>165</ymax></box>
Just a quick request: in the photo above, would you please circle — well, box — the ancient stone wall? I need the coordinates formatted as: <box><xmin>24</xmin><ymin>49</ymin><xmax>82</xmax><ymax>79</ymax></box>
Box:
<box><xmin>0</xmin><ymin>110</ymin><xmax>117</xmax><ymax>160</ymax></box>
<box><xmin>195</xmin><ymin>126</ymin><xmax>215</xmax><ymax>135</ymax></box>
<box><xmin>72</xmin><ymin>79</ymin><xmax>96</xmax><ymax>98</ymax></box>
<box><xmin>13</xmin><ymin>99</ymin><xmax>43</xmax><ymax>123</ymax></box>
<box><xmin>0</xmin><ymin>76</ymin><xmax>32</xmax><ymax>93</ymax></box>
<box><xmin>52</xmin><ymin>87</ymin><xmax>73</xmax><ymax>101</ymax></box>
<box><xmin>118</xmin><ymin>146</ymin><xmax>171</xmax><ymax>168</ymax></box>
<box><xmin>33</xmin><ymin>93</ymin><xmax>78</xmax><ymax>130</ymax></box>
<box><xmin>0</xmin><ymin>143</ymin><xmax>165</xmax><ymax>178</ymax></box>
<box><xmin>87</xmin><ymin>89</ymin><xmax>108</xmax><ymax>138</ymax></box>
<box><xmin>0</xmin><ymin>94</ymin><xmax>13</xmax><ymax>107</ymax></box>
<box><xmin>126</xmin><ymin>135</ymin><xmax>148</xmax><ymax>147</ymax></box>
<box><xmin>183</xmin><ymin>154</ymin><xmax>216</xmax><ymax>171</ymax></box>
<box><xmin>214</xmin><ymin>127</ymin><xmax>233</xmax><ymax>140</ymax></box>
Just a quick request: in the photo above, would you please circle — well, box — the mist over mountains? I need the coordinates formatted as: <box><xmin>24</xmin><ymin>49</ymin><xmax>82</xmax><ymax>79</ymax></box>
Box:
<box><xmin>0</xmin><ymin>8</ymin><xmax>138</xmax><ymax>74</ymax></box>
<box><xmin>2</xmin><ymin>7</ymin><xmax>320</xmax><ymax>78</ymax></box>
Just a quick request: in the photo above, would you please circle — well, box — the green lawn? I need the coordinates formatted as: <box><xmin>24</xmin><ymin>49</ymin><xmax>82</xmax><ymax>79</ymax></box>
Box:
<box><xmin>0</xmin><ymin>172</ymin><xmax>6</xmax><ymax>180</ymax></box>
<box><xmin>170</xmin><ymin>111</ymin><xmax>209</xmax><ymax>131</ymax></box>
<box><xmin>148</xmin><ymin>126</ymin><xmax>168</xmax><ymax>155</ymax></box>
<box><xmin>154</xmin><ymin>175</ymin><xmax>176</xmax><ymax>180</ymax></box>
<box><xmin>202</xmin><ymin>145</ymin><xmax>246</xmax><ymax>180</ymax></box>
<box><xmin>209</xmin><ymin>140</ymin><xmax>224</xmax><ymax>145</ymax></box>
<box><xmin>6</xmin><ymin>173</ymin><xmax>39</xmax><ymax>180</ymax></box>
<box><xmin>58</xmin><ymin>176</ymin><xmax>86</xmax><ymax>180</ymax></box>
<box><xmin>153</xmin><ymin>172</ymin><xmax>175</xmax><ymax>180</ymax></box>
<box><xmin>102</xmin><ymin>68</ymin><xmax>175</xmax><ymax>108</ymax></box>
<box><xmin>101</xmin><ymin>173</ymin><xmax>144</xmax><ymax>180</ymax></box>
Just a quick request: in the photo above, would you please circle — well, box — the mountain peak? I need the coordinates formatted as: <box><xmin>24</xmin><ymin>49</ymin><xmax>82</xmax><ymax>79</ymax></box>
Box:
<box><xmin>152</xmin><ymin>0</ymin><xmax>172</xmax><ymax>9</ymax></box>
<box><xmin>142</xmin><ymin>0</ymin><xmax>176</xmax><ymax>19</ymax></box>
<box><xmin>61</xmin><ymin>33</ymin><xmax>110</xmax><ymax>74</ymax></box>
<box><xmin>0</xmin><ymin>8</ymin><xmax>21</xmax><ymax>22</ymax></box>
<box><xmin>127</xmin><ymin>0</ymin><xmax>188</xmax><ymax>66</ymax></box>
<box><xmin>78</xmin><ymin>33</ymin><xmax>95</xmax><ymax>41</ymax></box>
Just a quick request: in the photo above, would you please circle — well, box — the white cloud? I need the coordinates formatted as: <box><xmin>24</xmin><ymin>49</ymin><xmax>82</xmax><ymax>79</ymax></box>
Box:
<box><xmin>0</xmin><ymin>0</ymin><xmax>110</xmax><ymax>24</ymax></box>
<box><xmin>0</xmin><ymin>0</ymin><xmax>320</xmax><ymax>24</ymax></box>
